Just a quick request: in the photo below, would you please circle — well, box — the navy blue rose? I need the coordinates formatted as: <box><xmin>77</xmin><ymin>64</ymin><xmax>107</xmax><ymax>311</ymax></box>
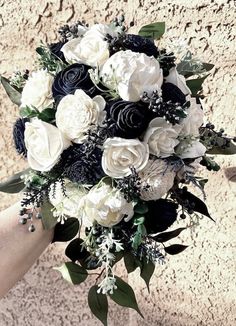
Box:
<box><xmin>107</xmin><ymin>100</ymin><xmax>152</xmax><ymax>139</ymax></box>
<box><xmin>13</xmin><ymin>118</ymin><xmax>28</xmax><ymax>157</ymax></box>
<box><xmin>52</xmin><ymin>63</ymin><xmax>98</xmax><ymax>102</ymax></box>
<box><xmin>162</xmin><ymin>82</ymin><xmax>186</xmax><ymax>105</ymax></box>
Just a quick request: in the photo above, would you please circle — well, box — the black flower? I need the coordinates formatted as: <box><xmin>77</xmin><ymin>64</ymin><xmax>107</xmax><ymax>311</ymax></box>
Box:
<box><xmin>49</xmin><ymin>41</ymin><xmax>66</xmax><ymax>62</ymax></box>
<box><xmin>52</xmin><ymin>63</ymin><xmax>98</xmax><ymax>102</ymax></box>
<box><xmin>162</xmin><ymin>82</ymin><xmax>186</xmax><ymax>105</ymax></box>
<box><xmin>107</xmin><ymin>100</ymin><xmax>152</xmax><ymax>139</ymax></box>
<box><xmin>124</xmin><ymin>34</ymin><xmax>158</xmax><ymax>57</ymax></box>
<box><xmin>13</xmin><ymin>118</ymin><xmax>28</xmax><ymax>157</ymax></box>
<box><xmin>144</xmin><ymin>199</ymin><xmax>178</xmax><ymax>233</ymax></box>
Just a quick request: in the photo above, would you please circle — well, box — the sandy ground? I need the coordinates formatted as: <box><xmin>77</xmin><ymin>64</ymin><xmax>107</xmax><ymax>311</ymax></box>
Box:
<box><xmin>0</xmin><ymin>1</ymin><xmax>235</xmax><ymax>325</ymax></box>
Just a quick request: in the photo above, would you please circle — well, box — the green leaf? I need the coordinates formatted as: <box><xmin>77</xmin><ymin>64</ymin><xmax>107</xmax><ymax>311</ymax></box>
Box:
<box><xmin>124</xmin><ymin>252</ymin><xmax>141</xmax><ymax>273</ymax></box>
<box><xmin>186</xmin><ymin>74</ymin><xmax>209</xmax><ymax>96</ymax></box>
<box><xmin>164</xmin><ymin>244</ymin><xmax>188</xmax><ymax>255</ymax></box>
<box><xmin>109</xmin><ymin>276</ymin><xmax>143</xmax><ymax>318</ymax></box>
<box><xmin>65</xmin><ymin>238</ymin><xmax>90</xmax><ymax>262</ymax></box>
<box><xmin>38</xmin><ymin>108</ymin><xmax>56</xmax><ymax>122</ymax></box>
<box><xmin>182</xmin><ymin>191</ymin><xmax>214</xmax><ymax>221</ymax></box>
<box><xmin>138</xmin><ymin>22</ymin><xmax>165</xmax><ymax>40</ymax></box>
<box><xmin>52</xmin><ymin>218</ymin><xmax>79</xmax><ymax>242</ymax></box>
<box><xmin>88</xmin><ymin>286</ymin><xmax>108</xmax><ymax>326</ymax></box>
<box><xmin>140</xmin><ymin>259</ymin><xmax>155</xmax><ymax>292</ymax></box>
<box><xmin>202</xmin><ymin>62</ymin><xmax>214</xmax><ymax>72</ymax></box>
<box><xmin>0</xmin><ymin>75</ymin><xmax>22</xmax><ymax>106</ymax></box>
<box><xmin>54</xmin><ymin>262</ymin><xmax>88</xmax><ymax>285</ymax></box>
<box><xmin>36</xmin><ymin>46</ymin><xmax>45</xmax><ymax>56</ymax></box>
<box><xmin>41</xmin><ymin>201</ymin><xmax>57</xmax><ymax>230</ymax></box>
<box><xmin>206</xmin><ymin>139</ymin><xmax>236</xmax><ymax>155</ymax></box>
<box><xmin>0</xmin><ymin>168</ymin><xmax>30</xmax><ymax>193</ymax></box>
<box><xmin>133</xmin><ymin>216</ymin><xmax>145</xmax><ymax>225</ymax></box>
<box><xmin>151</xmin><ymin>227</ymin><xmax>186</xmax><ymax>243</ymax></box>
<box><xmin>134</xmin><ymin>202</ymin><xmax>148</xmax><ymax>214</ymax></box>
<box><xmin>19</xmin><ymin>106</ymin><xmax>38</xmax><ymax>118</ymax></box>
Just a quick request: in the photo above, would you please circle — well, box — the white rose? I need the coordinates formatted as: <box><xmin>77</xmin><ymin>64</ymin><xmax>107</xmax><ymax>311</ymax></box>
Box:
<box><xmin>49</xmin><ymin>180</ymin><xmax>87</xmax><ymax>222</ymax></box>
<box><xmin>165</xmin><ymin>67</ymin><xmax>191</xmax><ymax>96</ymax></box>
<box><xmin>100</xmin><ymin>50</ymin><xmax>163</xmax><ymax>102</ymax></box>
<box><xmin>178</xmin><ymin>140</ymin><xmax>206</xmax><ymax>159</ymax></box>
<box><xmin>139</xmin><ymin>159</ymin><xmax>176</xmax><ymax>201</ymax></box>
<box><xmin>24</xmin><ymin>118</ymin><xmax>71</xmax><ymax>171</ymax></box>
<box><xmin>56</xmin><ymin>89</ymin><xmax>106</xmax><ymax>143</ymax></box>
<box><xmin>180</xmin><ymin>98</ymin><xmax>204</xmax><ymax>136</ymax></box>
<box><xmin>102</xmin><ymin>137</ymin><xmax>149</xmax><ymax>178</ymax></box>
<box><xmin>144</xmin><ymin>117</ymin><xmax>181</xmax><ymax>157</ymax></box>
<box><xmin>61</xmin><ymin>24</ymin><xmax>117</xmax><ymax>67</ymax></box>
<box><xmin>80</xmin><ymin>183</ymin><xmax>134</xmax><ymax>227</ymax></box>
<box><xmin>21</xmin><ymin>70</ymin><xmax>54</xmax><ymax>111</ymax></box>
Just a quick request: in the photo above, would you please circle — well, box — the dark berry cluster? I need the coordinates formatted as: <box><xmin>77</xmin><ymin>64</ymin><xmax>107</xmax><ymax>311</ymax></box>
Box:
<box><xmin>157</xmin><ymin>49</ymin><xmax>176</xmax><ymax>76</ymax></box>
<box><xmin>58</xmin><ymin>21</ymin><xmax>88</xmax><ymax>42</ymax></box>
<box><xmin>141</xmin><ymin>90</ymin><xmax>190</xmax><ymax>125</ymax></box>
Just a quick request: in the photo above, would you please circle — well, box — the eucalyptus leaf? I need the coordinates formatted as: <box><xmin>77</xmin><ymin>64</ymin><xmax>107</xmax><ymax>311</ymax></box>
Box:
<box><xmin>186</xmin><ymin>74</ymin><xmax>209</xmax><ymax>96</ymax></box>
<box><xmin>164</xmin><ymin>244</ymin><xmax>188</xmax><ymax>255</ymax></box>
<box><xmin>138</xmin><ymin>22</ymin><xmax>165</xmax><ymax>40</ymax></box>
<box><xmin>0</xmin><ymin>168</ymin><xmax>30</xmax><ymax>193</ymax></box>
<box><xmin>151</xmin><ymin>227</ymin><xmax>186</xmax><ymax>243</ymax></box>
<box><xmin>140</xmin><ymin>259</ymin><xmax>155</xmax><ymax>292</ymax></box>
<box><xmin>109</xmin><ymin>276</ymin><xmax>143</xmax><ymax>318</ymax></box>
<box><xmin>88</xmin><ymin>286</ymin><xmax>108</xmax><ymax>326</ymax></box>
<box><xmin>41</xmin><ymin>201</ymin><xmax>57</xmax><ymax>230</ymax></box>
<box><xmin>52</xmin><ymin>218</ymin><xmax>79</xmax><ymax>243</ymax></box>
<box><xmin>0</xmin><ymin>75</ymin><xmax>22</xmax><ymax>106</ymax></box>
<box><xmin>54</xmin><ymin>262</ymin><xmax>88</xmax><ymax>285</ymax></box>
<box><xmin>124</xmin><ymin>252</ymin><xmax>141</xmax><ymax>274</ymax></box>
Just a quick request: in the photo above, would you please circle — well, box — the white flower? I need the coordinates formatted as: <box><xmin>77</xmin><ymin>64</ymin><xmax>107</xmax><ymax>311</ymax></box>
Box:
<box><xmin>139</xmin><ymin>159</ymin><xmax>176</xmax><ymax>201</ymax></box>
<box><xmin>178</xmin><ymin>140</ymin><xmax>206</xmax><ymax>159</ymax></box>
<box><xmin>24</xmin><ymin>118</ymin><xmax>71</xmax><ymax>171</ymax></box>
<box><xmin>100</xmin><ymin>50</ymin><xmax>163</xmax><ymax>102</ymax></box>
<box><xmin>61</xmin><ymin>24</ymin><xmax>117</xmax><ymax>67</ymax></box>
<box><xmin>176</xmin><ymin>158</ymin><xmax>202</xmax><ymax>181</ymax></box>
<box><xmin>21</xmin><ymin>70</ymin><xmax>54</xmax><ymax>111</ymax></box>
<box><xmin>180</xmin><ymin>98</ymin><xmax>204</xmax><ymax>136</ymax></box>
<box><xmin>56</xmin><ymin>89</ymin><xmax>106</xmax><ymax>143</ymax></box>
<box><xmin>102</xmin><ymin>137</ymin><xmax>149</xmax><ymax>178</ymax></box>
<box><xmin>144</xmin><ymin>117</ymin><xmax>181</xmax><ymax>158</ymax></box>
<box><xmin>49</xmin><ymin>180</ymin><xmax>88</xmax><ymax>222</ymax></box>
<box><xmin>80</xmin><ymin>182</ymin><xmax>134</xmax><ymax>227</ymax></box>
<box><xmin>165</xmin><ymin>67</ymin><xmax>191</xmax><ymax>95</ymax></box>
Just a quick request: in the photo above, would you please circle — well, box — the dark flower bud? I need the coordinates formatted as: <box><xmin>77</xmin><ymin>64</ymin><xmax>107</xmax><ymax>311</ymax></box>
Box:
<box><xmin>124</xmin><ymin>34</ymin><xmax>158</xmax><ymax>57</ymax></box>
<box><xmin>162</xmin><ymin>82</ymin><xmax>186</xmax><ymax>105</ymax></box>
<box><xmin>13</xmin><ymin>118</ymin><xmax>28</xmax><ymax>157</ymax></box>
<box><xmin>48</xmin><ymin>41</ymin><xmax>66</xmax><ymax>62</ymax></box>
<box><xmin>107</xmin><ymin>100</ymin><xmax>152</xmax><ymax>139</ymax></box>
<box><xmin>52</xmin><ymin>63</ymin><xmax>98</xmax><ymax>102</ymax></box>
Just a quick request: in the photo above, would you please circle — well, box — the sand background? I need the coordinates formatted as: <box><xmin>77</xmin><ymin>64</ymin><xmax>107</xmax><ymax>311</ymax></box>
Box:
<box><xmin>0</xmin><ymin>0</ymin><xmax>235</xmax><ymax>325</ymax></box>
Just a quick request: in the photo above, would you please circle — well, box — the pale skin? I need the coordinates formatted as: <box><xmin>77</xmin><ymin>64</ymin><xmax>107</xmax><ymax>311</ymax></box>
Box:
<box><xmin>0</xmin><ymin>201</ymin><xmax>54</xmax><ymax>298</ymax></box>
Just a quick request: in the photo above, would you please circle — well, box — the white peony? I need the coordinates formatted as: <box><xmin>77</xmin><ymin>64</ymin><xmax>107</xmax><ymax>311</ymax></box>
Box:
<box><xmin>100</xmin><ymin>50</ymin><xmax>163</xmax><ymax>102</ymax></box>
<box><xmin>24</xmin><ymin>118</ymin><xmax>71</xmax><ymax>172</ymax></box>
<box><xmin>102</xmin><ymin>137</ymin><xmax>149</xmax><ymax>178</ymax></box>
<box><xmin>178</xmin><ymin>140</ymin><xmax>206</xmax><ymax>159</ymax></box>
<box><xmin>144</xmin><ymin>117</ymin><xmax>181</xmax><ymax>158</ymax></box>
<box><xmin>180</xmin><ymin>98</ymin><xmax>204</xmax><ymax>136</ymax></box>
<box><xmin>80</xmin><ymin>182</ymin><xmax>134</xmax><ymax>227</ymax></box>
<box><xmin>21</xmin><ymin>70</ymin><xmax>54</xmax><ymax>111</ymax></box>
<box><xmin>56</xmin><ymin>89</ymin><xmax>106</xmax><ymax>143</ymax></box>
<box><xmin>165</xmin><ymin>67</ymin><xmax>191</xmax><ymax>95</ymax></box>
<box><xmin>139</xmin><ymin>159</ymin><xmax>176</xmax><ymax>201</ymax></box>
<box><xmin>61</xmin><ymin>24</ymin><xmax>117</xmax><ymax>67</ymax></box>
<box><xmin>49</xmin><ymin>180</ymin><xmax>88</xmax><ymax>223</ymax></box>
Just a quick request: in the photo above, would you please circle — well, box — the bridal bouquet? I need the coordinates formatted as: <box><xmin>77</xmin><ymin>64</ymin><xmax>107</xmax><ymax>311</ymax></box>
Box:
<box><xmin>1</xmin><ymin>17</ymin><xmax>235</xmax><ymax>325</ymax></box>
